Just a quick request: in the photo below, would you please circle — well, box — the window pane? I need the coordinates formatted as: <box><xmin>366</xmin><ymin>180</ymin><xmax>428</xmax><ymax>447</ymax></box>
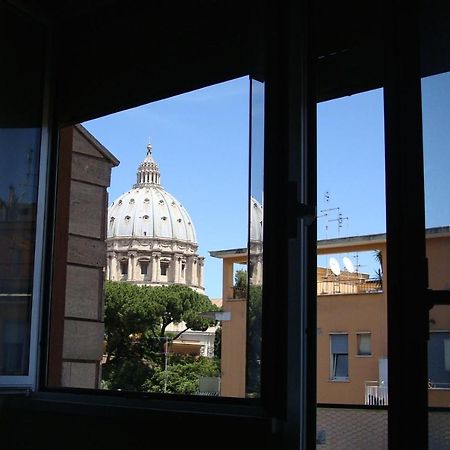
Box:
<box><xmin>420</xmin><ymin>57</ymin><xmax>450</xmax><ymax>414</ymax></box>
<box><xmin>246</xmin><ymin>78</ymin><xmax>264</xmax><ymax>397</ymax></box>
<box><xmin>0</xmin><ymin>6</ymin><xmax>45</xmax><ymax>378</ymax></box>
<box><xmin>316</xmin><ymin>87</ymin><xmax>387</xmax><ymax>448</ymax></box>
<box><xmin>334</xmin><ymin>354</ymin><xmax>348</xmax><ymax>379</ymax></box>
<box><xmin>357</xmin><ymin>333</ymin><xmax>372</xmax><ymax>356</ymax></box>
<box><xmin>48</xmin><ymin>77</ymin><xmax>259</xmax><ymax>397</ymax></box>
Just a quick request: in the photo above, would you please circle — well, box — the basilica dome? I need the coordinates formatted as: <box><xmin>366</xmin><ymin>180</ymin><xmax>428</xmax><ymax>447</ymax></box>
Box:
<box><xmin>105</xmin><ymin>144</ymin><xmax>204</xmax><ymax>292</ymax></box>
<box><xmin>107</xmin><ymin>144</ymin><xmax>197</xmax><ymax>243</ymax></box>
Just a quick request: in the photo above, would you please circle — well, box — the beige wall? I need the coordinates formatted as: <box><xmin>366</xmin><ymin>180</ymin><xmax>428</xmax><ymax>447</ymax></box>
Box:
<box><xmin>317</xmin><ymin>292</ymin><xmax>387</xmax><ymax>404</ymax></box>
<box><xmin>219</xmin><ymin>256</ymin><xmax>247</xmax><ymax>397</ymax></box>
<box><xmin>218</xmin><ymin>233</ymin><xmax>450</xmax><ymax>406</ymax></box>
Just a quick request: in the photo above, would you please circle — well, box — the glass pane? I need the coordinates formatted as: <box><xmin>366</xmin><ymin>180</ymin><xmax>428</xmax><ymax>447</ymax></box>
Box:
<box><xmin>0</xmin><ymin>6</ymin><xmax>44</xmax><ymax>377</ymax></box>
<box><xmin>316</xmin><ymin>88</ymin><xmax>387</xmax><ymax>443</ymax></box>
<box><xmin>246</xmin><ymin>78</ymin><xmax>264</xmax><ymax>397</ymax></box>
<box><xmin>49</xmin><ymin>77</ymin><xmax>257</xmax><ymax>397</ymax></box>
<box><xmin>421</xmin><ymin>74</ymin><xmax>450</xmax><ymax>415</ymax></box>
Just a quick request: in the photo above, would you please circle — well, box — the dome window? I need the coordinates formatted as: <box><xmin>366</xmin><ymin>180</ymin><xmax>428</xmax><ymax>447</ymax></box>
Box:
<box><xmin>177</xmin><ymin>218</ymin><xmax>182</xmax><ymax>223</ymax></box>
<box><xmin>171</xmin><ymin>201</ymin><xmax>175</xmax><ymax>206</ymax></box>
<box><xmin>125</xmin><ymin>215</ymin><xmax>131</xmax><ymax>221</ymax></box>
<box><xmin>118</xmin><ymin>200</ymin><xmax>122</xmax><ymax>205</ymax></box>
<box><xmin>129</xmin><ymin>198</ymin><xmax>135</xmax><ymax>204</ymax></box>
<box><xmin>140</xmin><ymin>261</ymin><xmax>149</xmax><ymax>275</ymax></box>
<box><xmin>161</xmin><ymin>216</ymin><xmax>167</xmax><ymax>221</ymax></box>
<box><xmin>144</xmin><ymin>198</ymin><xmax>150</xmax><ymax>204</ymax></box>
<box><xmin>110</xmin><ymin>217</ymin><xmax>115</xmax><ymax>223</ymax></box>
<box><xmin>143</xmin><ymin>215</ymin><xmax>149</xmax><ymax>219</ymax></box>
<box><xmin>159</xmin><ymin>199</ymin><xmax>164</xmax><ymax>204</ymax></box>
<box><xmin>160</xmin><ymin>261</ymin><xmax>169</xmax><ymax>276</ymax></box>
<box><xmin>120</xmin><ymin>261</ymin><xmax>128</xmax><ymax>278</ymax></box>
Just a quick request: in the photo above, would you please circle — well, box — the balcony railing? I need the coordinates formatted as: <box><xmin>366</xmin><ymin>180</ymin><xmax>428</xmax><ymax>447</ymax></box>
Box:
<box><xmin>365</xmin><ymin>381</ymin><xmax>388</xmax><ymax>405</ymax></box>
<box><xmin>318</xmin><ymin>278</ymin><xmax>382</xmax><ymax>296</ymax></box>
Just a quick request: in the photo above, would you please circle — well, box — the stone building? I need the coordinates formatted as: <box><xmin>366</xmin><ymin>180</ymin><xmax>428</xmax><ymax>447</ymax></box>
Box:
<box><xmin>106</xmin><ymin>144</ymin><xmax>216</xmax><ymax>359</ymax></box>
<box><xmin>48</xmin><ymin>124</ymin><xmax>119</xmax><ymax>389</ymax></box>
<box><xmin>106</xmin><ymin>144</ymin><xmax>205</xmax><ymax>292</ymax></box>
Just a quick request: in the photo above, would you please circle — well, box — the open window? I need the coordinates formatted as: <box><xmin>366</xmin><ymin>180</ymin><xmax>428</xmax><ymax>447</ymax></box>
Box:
<box><xmin>45</xmin><ymin>76</ymin><xmax>269</xmax><ymax>400</ymax></box>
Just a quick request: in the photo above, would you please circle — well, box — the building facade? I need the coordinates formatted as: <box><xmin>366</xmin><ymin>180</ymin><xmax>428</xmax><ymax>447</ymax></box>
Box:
<box><xmin>212</xmin><ymin>227</ymin><xmax>450</xmax><ymax>407</ymax></box>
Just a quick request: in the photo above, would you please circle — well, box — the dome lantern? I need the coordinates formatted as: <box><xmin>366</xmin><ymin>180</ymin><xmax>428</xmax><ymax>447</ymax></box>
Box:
<box><xmin>134</xmin><ymin>143</ymin><xmax>161</xmax><ymax>187</ymax></box>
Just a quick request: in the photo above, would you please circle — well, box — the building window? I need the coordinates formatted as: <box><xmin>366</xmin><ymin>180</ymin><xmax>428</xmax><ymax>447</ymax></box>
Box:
<box><xmin>160</xmin><ymin>261</ymin><xmax>169</xmax><ymax>276</ymax></box>
<box><xmin>357</xmin><ymin>332</ymin><xmax>372</xmax><ymax>356</ymax></box>
<box><xmin>140</xmin><ymin>261</ymin><xmax>148</xmax><ymax>275</ymax></box>
<box><xmin>330</xmin><ymin>334</ymin><xmax>348</xmax><ymax>380</ymax></box>
<box><xmin>120</xmin><ymin>261</ymin><xmax>128</xmax><ymax>276</ymax></box>
<box><xmin>428</xmin><ymin>331</ymin><xmax>450</xmax><ymax>387</ymax></box>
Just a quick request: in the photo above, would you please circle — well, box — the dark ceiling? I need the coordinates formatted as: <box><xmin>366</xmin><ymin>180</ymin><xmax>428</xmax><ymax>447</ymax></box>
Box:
<box><xmin>4</xmin><ymin>0</ymin><xmax>450</xmax><ymax>124</ymax></box>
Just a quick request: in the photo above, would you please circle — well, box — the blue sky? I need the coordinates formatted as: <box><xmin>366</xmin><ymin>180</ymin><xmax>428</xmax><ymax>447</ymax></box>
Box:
<box><xmin>83</xmin><ymin>77</ymin><xmax>250</xmax><ymax>299</ymax></box>
<box><xmin>82</xmin><ymin>72</ymin><xmax>450</xmax><ymax>298</ymax></box>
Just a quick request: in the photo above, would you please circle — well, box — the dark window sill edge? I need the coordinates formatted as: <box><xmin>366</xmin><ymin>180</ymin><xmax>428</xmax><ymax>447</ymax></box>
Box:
<box><xmin>2</xmin><ymin>388</ymin><xmax>273</xmax><ymax>423</ymax></box>
<box><xmin>0</xmin><ymin>388</ymin><xmax>32</xmax><ymax>397</ymax></box>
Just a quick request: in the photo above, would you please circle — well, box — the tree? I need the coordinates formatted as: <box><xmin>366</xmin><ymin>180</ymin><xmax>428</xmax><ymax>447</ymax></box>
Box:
<box><xmin>232</xmin><ymin>267</ymin><xmax>262</xmax><ymax>396</ymax></box>
<box><xmin>373</xmin><ymin>249</ymin><xmax>383</xmax><ymax>288</ymax></box>
<box><xmin>144</xmin><ymin>354</ymin><xmax>220</xmax><ymax>394</ymax></box>
<box><xmin>102</xmin><ymin>281</ymin><xmax>220</xmax><ymax>392</ymax></box>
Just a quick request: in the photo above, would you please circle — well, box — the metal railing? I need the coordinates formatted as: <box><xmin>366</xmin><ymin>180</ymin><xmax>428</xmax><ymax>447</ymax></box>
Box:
<box><xmin>365</xmin><ymin>381</ymin><xmax>388</xmax><ymax>405</ymax></box>
<box><xmin>318</xmin><ymin>278</ymin><xmax>382</xmax><ymax>296</ymax></box>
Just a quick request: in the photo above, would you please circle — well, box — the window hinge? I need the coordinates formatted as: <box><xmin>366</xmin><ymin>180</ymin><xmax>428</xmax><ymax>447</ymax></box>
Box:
<box><xmin>288</xmin><ymin>182</ymin><xmax>316</xmax><ymax>238</ymax></box>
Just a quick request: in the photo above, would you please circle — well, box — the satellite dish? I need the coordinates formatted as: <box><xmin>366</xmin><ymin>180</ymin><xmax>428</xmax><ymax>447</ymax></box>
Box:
<box><xmin>343</xmin><ymin>256</ymin><xmax>355</xmax><ymax>273</ymax></box>
<box><xmin>329</xmin><ymin>257</ymin><xmax>341</xmax><ymax>276</ymax></box>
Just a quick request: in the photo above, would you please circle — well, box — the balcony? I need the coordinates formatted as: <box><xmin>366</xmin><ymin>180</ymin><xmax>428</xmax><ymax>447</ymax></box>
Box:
<box><xmin>365</xmin><ymin>380</ymin><xmax>388</xmax><ymax>405</ymax></box>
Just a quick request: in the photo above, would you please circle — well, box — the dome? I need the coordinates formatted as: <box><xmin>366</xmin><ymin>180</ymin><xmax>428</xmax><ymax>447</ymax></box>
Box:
<box><xmin>250</xmin><ymin>196</ymin><xmax>263</xmax><ymax>243</ymax></box>
<box><xmin>107</xmin><ymin>144</ymin><xmax>197</xmax><ymax>244</ymax></box>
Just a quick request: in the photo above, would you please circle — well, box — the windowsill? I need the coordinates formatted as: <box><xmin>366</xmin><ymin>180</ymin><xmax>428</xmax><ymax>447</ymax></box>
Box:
<box><xmin>2</xmin><ymin>388</ymin><xmax>269</xmax><ymax>421</ymax></box>
<box><xmin>328</xmin><ymin>379</ymin><xmax>350</xmax><ymax>383</ymax></box>
<box><xmin>355</xmin><ymin>354</ymin><xmax>372</xmax><ymax>358</ymax></box>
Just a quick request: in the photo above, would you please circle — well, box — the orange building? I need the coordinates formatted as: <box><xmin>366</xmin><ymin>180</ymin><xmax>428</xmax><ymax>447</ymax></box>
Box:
<box><xmin>211</xmin><ymin>226</ymin><xmax>450</xmax><ymax>406</ymax></box>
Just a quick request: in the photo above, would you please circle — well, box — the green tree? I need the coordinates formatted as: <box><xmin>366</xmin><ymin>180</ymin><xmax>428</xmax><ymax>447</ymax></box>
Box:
<box><xmin>232</xmin><ymin>268</ymin><xmax>262</xmax><ymax>396</ymax></box>
<box><xmin>102</xmin><ymin>281</ymin><xmax>220</xmax><ymax>392</ymax></box>
<box><xmin>373</xmin><ymin>250</ymin><xmax>383</xmax><ymax>288</ymax></box>
<box><xmin>144</xmin><ymin>354</ymin><xmax>220</xmax><ymax>394</ymax></box>
<box><xmin>246</xmin><ymin>284</ymin><xmax>262</xmax><ymax>396</ymax></box>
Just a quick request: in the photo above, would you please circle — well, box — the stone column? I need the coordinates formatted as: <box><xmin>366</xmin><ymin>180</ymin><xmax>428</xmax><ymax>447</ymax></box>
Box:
<box><xmin>152</xmin><ymin>252</ymin><xmax>160</xmax><ymax>282</ymax></box>
<box><xmin>198</xmin><ymin>257</ymin><xmax>205</xmax><ymax>289</ymax></box>
<box><xmin>129</xmin><ymin>252</ymin><xmax>137</xmax><ymax>282</ymax></box>
<box><xmin>106</xmin><ymin>255</ymin><xmax>110</xmax><ymax>280</ymax></box>
<box><xmin>127</xmin><ymin>256</ymin><xmax>133</xmax><ymax>280</ymax></box>
<box><xmin>174</xmin><ymin>253</ymin><xmax>182</xmax><ymax>283</ymax></box>
<box><xmin>191</xmin><ymin>257</ymin><xmax>198</xmax><ymax>286</ymax></box>
<box><xmin>110</xmin><ymin>252</ymin><xmax>117</xmax><ymax>280</ymax></box>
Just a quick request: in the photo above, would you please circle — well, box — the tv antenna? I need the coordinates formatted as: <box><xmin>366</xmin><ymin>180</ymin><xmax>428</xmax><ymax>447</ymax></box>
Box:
<box><xmin>328</xmin><ymin>207</ymin><xmax>349</xmax><ymax>236</ymax></box>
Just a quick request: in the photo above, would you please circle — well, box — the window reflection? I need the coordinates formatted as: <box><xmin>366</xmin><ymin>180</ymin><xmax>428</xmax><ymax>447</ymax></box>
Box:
<box><xmin>0</xmin><ymin>128</ymin><xmax>41</xmax><ymax>375</ymax></box>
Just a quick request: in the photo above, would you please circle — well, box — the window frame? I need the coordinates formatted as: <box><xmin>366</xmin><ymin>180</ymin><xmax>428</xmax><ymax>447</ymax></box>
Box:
<box><xmin>329</xmin><ymin>333</ymin><xmax>349</xmax><ymax>381</ymax></box>
<box><xmin>356</xmin><ymin>332</ymin><xmax>372</xmax><ymax>357</ymax></box>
